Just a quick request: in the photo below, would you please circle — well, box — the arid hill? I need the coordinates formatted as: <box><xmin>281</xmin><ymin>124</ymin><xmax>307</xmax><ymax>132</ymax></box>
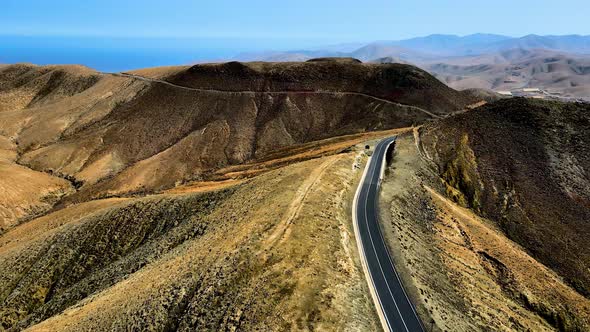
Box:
<box><xmin>425</xmin><ymin>50</ymin><xmax>590</xmax><ymax>98</ymax></box>
<box><xmin>0</xmin><ymin>59</ymin><xmax>479</xmax><ymax>330</ymax></box>
<box><xmin>422</xmin><ymin>98</ymin><xmax>590</xmax><ymax>298</ymax></box>
<box><xmin>1</xmin><ymin>58</ymin><xmax>589</xmax><ymax>331</ymax></box>
<box><xmin>0</xmin><ymin>139</ymin><xmax>390</xmax><ymax>331</ymax></box>
<box><xmin>0</xmin><ymin>60</ymin><xmax>475</xmax><ymax>226</ymax></box>
<box><xmin>378</xmin><ymin>98</ymin><xmax>590</xmax><ymax>331</ymax></box>
<box><xmin>0</xmin><ymin>64</ymin><xmax>101</xmax><ymax>112</ymax></box>
<box><xmin>165</xmin><ymin>60</ymin><xmax>476</xmax><ymax>114</ymax></box>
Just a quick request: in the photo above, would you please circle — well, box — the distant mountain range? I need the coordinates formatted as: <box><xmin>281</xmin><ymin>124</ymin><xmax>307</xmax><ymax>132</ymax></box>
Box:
<box><xmin>233</xmin><ymin>34</ymin><xmax>590</xmax><ymax>99</ymax></box>
<box><xmin>234</xmin><ymin>34</ymin><xmax>590</xmax><ymax>62</ymax></box>
<box><xmin>426</xmin><ymin>49</ymin><xmax>590</xmax><ymax>97</ymax></box>
<box><xmin>368</xmin><ymin>34</ymin><xmax>590</xmax><ymax>57</ymax></box>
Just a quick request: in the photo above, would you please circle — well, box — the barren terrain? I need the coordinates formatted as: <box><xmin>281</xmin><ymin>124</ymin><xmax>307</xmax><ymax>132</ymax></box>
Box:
<box><xmin>2</xmin><ymin>57</ymin><xmax>588</xmax><ymax>331</ymax></box>
<box><xmin>1</xmin><ymin>146</ymin><xmax>385</xmax><ymax>331</ymax></box>
<box><xmin>378</xmin><ymin>100</ymin><xmax>590</xmax><ymax>331</ymax></box>
<box><xmin>0</xmin><ymin>61</ymin><xmax>471</xmax><ymax>224</ymax></box>
<box><xmin>0</xmin><ymin>59</ymin><xmax>444</xmax><ymax>330</ymax></box>
<box><xmin>426</xmin><ymin>50</ymin><xmax>590</xmax><ymax>98</ymax></box>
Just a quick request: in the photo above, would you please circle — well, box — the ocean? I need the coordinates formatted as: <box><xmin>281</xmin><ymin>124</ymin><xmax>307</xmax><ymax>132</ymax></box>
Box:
<box><xmin>0</xmin><ymin>35</ymin><xmax>317</xmax><ymax>72</ymax></box>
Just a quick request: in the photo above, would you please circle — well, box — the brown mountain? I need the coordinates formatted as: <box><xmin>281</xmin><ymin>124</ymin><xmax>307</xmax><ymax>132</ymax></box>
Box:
<box><xmin>425</xmin><ymin>49</ymin><xmax>590</xmax><ymax>98</ymax></box>
<box><xmin>0</xmin><ymin>60</ymin><xmax>475</xmax><ymax>217</ymax></box>
<box><xmin>0</xmin><ymin>59</ymin><xmax>480</xmax><ymax>331</ymax></box>
<box><xmin>1</xmin><ymin>58</ymin><xmax>589</xmax><ymax>331</ymax></box>
<box><xmin>423</xmin><ymin>98</ymin><xmax>590</xmax><ymax>297</ymax></box>
<box><xmin>378</xmin><ymin>98</ymin><xmax>590</xmax><ymax>331</ymax></box>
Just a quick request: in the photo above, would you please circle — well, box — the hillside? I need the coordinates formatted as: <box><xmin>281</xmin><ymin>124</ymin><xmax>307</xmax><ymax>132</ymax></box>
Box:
<box><xmin>1</xmin><ymin>58</ymin><xmax>589</xmax><ymax>331</ymax></box>
<box><xmin>0</xmin><ymin>63</ymin><xmax>101</xmax><ymax>112</ymax></box>
<box><xmin>0</xmin><ymin>60</ymin><xmax>475</xmax><ymax>224</ymax></box>
<box><xmin>377</xmin><ymin>98</ymin><xmax>590</xmax><ymax>331</ymax></box>
<box><xmin>422</xmin><ymin>98</ymin><xmax>590</xmax><ymax>297</ymax></box>
<box><xmin>0</xmin><ymin>141</ymin><xmax>389</xmax><ymax>331</ymax></box>
<box><xmin>0</xmin><ymin>59</ymin><xmax>479</xmax><ymax>329</ymax></box>
<box><xmin>164</xmin><ymin>59</ymin><xmax>476</xmax><ymax>114</ymax></box>
<box><xmin>427</xmin><ymin>50</ymin><xmax>590</xmax><ymax>97</ymax></box>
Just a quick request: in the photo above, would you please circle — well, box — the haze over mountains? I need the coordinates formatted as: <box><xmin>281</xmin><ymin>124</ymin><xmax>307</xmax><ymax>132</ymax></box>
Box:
<box><xmin>236</xmin><ymin>34</ymin><xmax>590</xmax><ymax>99</ymax></box>
<box><xmin>236</xmin><ymin>34</ymin><xmax>590</xmax><ymax>61</ymax></box>
<box><xmin>2</xmin><ymin>33</ymin><xmax>590</xmax><ymax>99</ymax></box>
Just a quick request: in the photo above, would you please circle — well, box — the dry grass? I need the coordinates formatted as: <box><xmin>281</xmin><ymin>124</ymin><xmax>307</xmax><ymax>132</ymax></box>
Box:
<box><xmin>0</xmin><ymin>135</ymin><xmax>16</xmax><ymax>161</ymax></box>
<box><xmin>0</xmin><ymin>67</ymin><xmax>145</xmax><ymax>232</ymax></box>
<box><xmin>421</xmin><ymin>99</ymin><xmax>590</xmax><ymax>298</ymax></box>
<box><xmin>0</xmin><ymin>60</ymin><xmax>479</xmax><ymax>330</ymax></box>
<box><xmin>0</xmin><ymin>160</ymin><xmax>74</xmax><ymax>233</ymax></box>
<box><xmin>0</xmin><ymin>197</ymin><xmax>130</xmax><ymax>254</ymax></box>
<box><xmin>378</xmin><ymin>133</ymin><xmax>590</xmax><ymax>331</ymax></box>
<box><xmin>164</xmin><ymin>179</ymin><xmax>244</xmax><ymax>195</ymax></box>
<box><xmin>125</xmin><ymin>65</ymin><xmax>189</xmax><ymax>79</ymax></box>
<box><xmin>1</xmin><ymin>62</ymin><xmax>442</xmax><ymax>211</ymax></box>
<box><xmin>212</xmin><ymin>127</ymin><xmax>412</xmax><ymax>180</ymax></box>
<box><xmin>427</xmin><ymin>186</ymin><xmax>590</xmax><ymax>330</ymax></box>
<box><xmin>0</xmin><ymin>64</ymin><xmax>100</xmax><ymax>113</ymax></box>
<box><xmin>10</xmin><ymin>149</ymin><xmax>379</xmax><ymax>331</ymax></box>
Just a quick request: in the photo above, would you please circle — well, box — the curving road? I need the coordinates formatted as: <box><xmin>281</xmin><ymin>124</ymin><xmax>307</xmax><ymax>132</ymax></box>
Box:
<box><xmin>353</xmin><ymin>137</ymin><xmax>424</xmax><ymax>332</ymax></box>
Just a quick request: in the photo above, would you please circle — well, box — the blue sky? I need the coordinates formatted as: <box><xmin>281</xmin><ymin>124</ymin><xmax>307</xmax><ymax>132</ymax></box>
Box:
<box><xmin>2</xmin><ymin>0</ymin><xmax>589</xmax><ymax>42</ymax></box>
<box><xmin>2</xmin><ymin>0</ymin><xmax>589</xmax><ymax>71</ymax></box>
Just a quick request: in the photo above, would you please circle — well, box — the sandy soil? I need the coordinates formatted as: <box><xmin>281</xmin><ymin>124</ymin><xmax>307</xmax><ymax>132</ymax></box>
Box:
<box><xmin>164</xmin><ymin>179</ymin><xmax>244</xmax><ymax>195</ymax></box>
<box><xmin>125</xmin><ymin>66</ymin><xmax>189</xmax><ymax>79</ymax></box>
<box><xmin>211</xmin><ymin>128</ymin><xmax>412</xmax><ymax>180</ymax></box>
<box><xmin>0</xmin><ymin>159</ymin><xmax>74</xmax><ymax>233</ymax></box>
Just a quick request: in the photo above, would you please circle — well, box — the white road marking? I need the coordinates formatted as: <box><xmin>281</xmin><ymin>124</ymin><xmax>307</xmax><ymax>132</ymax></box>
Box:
<box><xmin>354</xmin><ymin>138</ymin><xmax>424</xmax><ymax>332</ymax></box>
<box><xmin>363</xmin><ymin>140</ymin><xmax>409</xmax><ymax>332</ymax></box>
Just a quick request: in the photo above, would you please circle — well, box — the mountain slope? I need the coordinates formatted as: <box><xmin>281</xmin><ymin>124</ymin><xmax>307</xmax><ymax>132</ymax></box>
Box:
<box><xmin>0</xmin><ymin>58</ymin><xmax>475</xmax><ymax>331</ymax></box>
<box><xmin>377</xmin><ymin>98</ymin><xmax>590</xmax><ymax>331</ymax></box>
<box><xmin>1</xmin><ymin>59</ymin><xmax>589</xmax><ymax>331</ymax></box>
<box><xmin>422</xmin><ymin>98</ymin><xmax>590</xmax><ymax>298</ymax></box>
<box><xmin>428</xmin><ymin>50</ymin><xmax>590</xmax><ymax>98</ymax></box>
<box><xmin>0</xmin><ymin>148</ymin><xmax>384</xmax><ymax>331</ymax></box>
<box><xmin>166</xmin><ymin>60</ymin><xmax>475</xmax><ymax>113</ymax></box>
<box><xmin>0</xmin><ymin>64</ymin><xmax>101</xmax><ymax>112</ymax></box>
<box><xmin>0</xmin><ymin>60</ymin><xmax>475</xmax><ymax>228</ymax></box>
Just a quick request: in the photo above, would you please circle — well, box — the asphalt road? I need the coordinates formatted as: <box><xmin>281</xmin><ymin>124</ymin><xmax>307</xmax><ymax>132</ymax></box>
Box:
<box><xmin>353</xmin><ymin>137</ymin><xmax>424</xmax><ymax>332</ymax></box>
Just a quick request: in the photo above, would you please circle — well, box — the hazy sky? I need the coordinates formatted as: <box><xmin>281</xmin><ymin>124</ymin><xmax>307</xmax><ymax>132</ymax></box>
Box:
<box><xmin>2</xmin><ymin>0</ymin><xmax>589</xmax><ymax>71</ymax></box>
<box><xmin>2</xmin><ymin>0</ymin><xmax>589</xmax><ymax>42</ymax></box>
